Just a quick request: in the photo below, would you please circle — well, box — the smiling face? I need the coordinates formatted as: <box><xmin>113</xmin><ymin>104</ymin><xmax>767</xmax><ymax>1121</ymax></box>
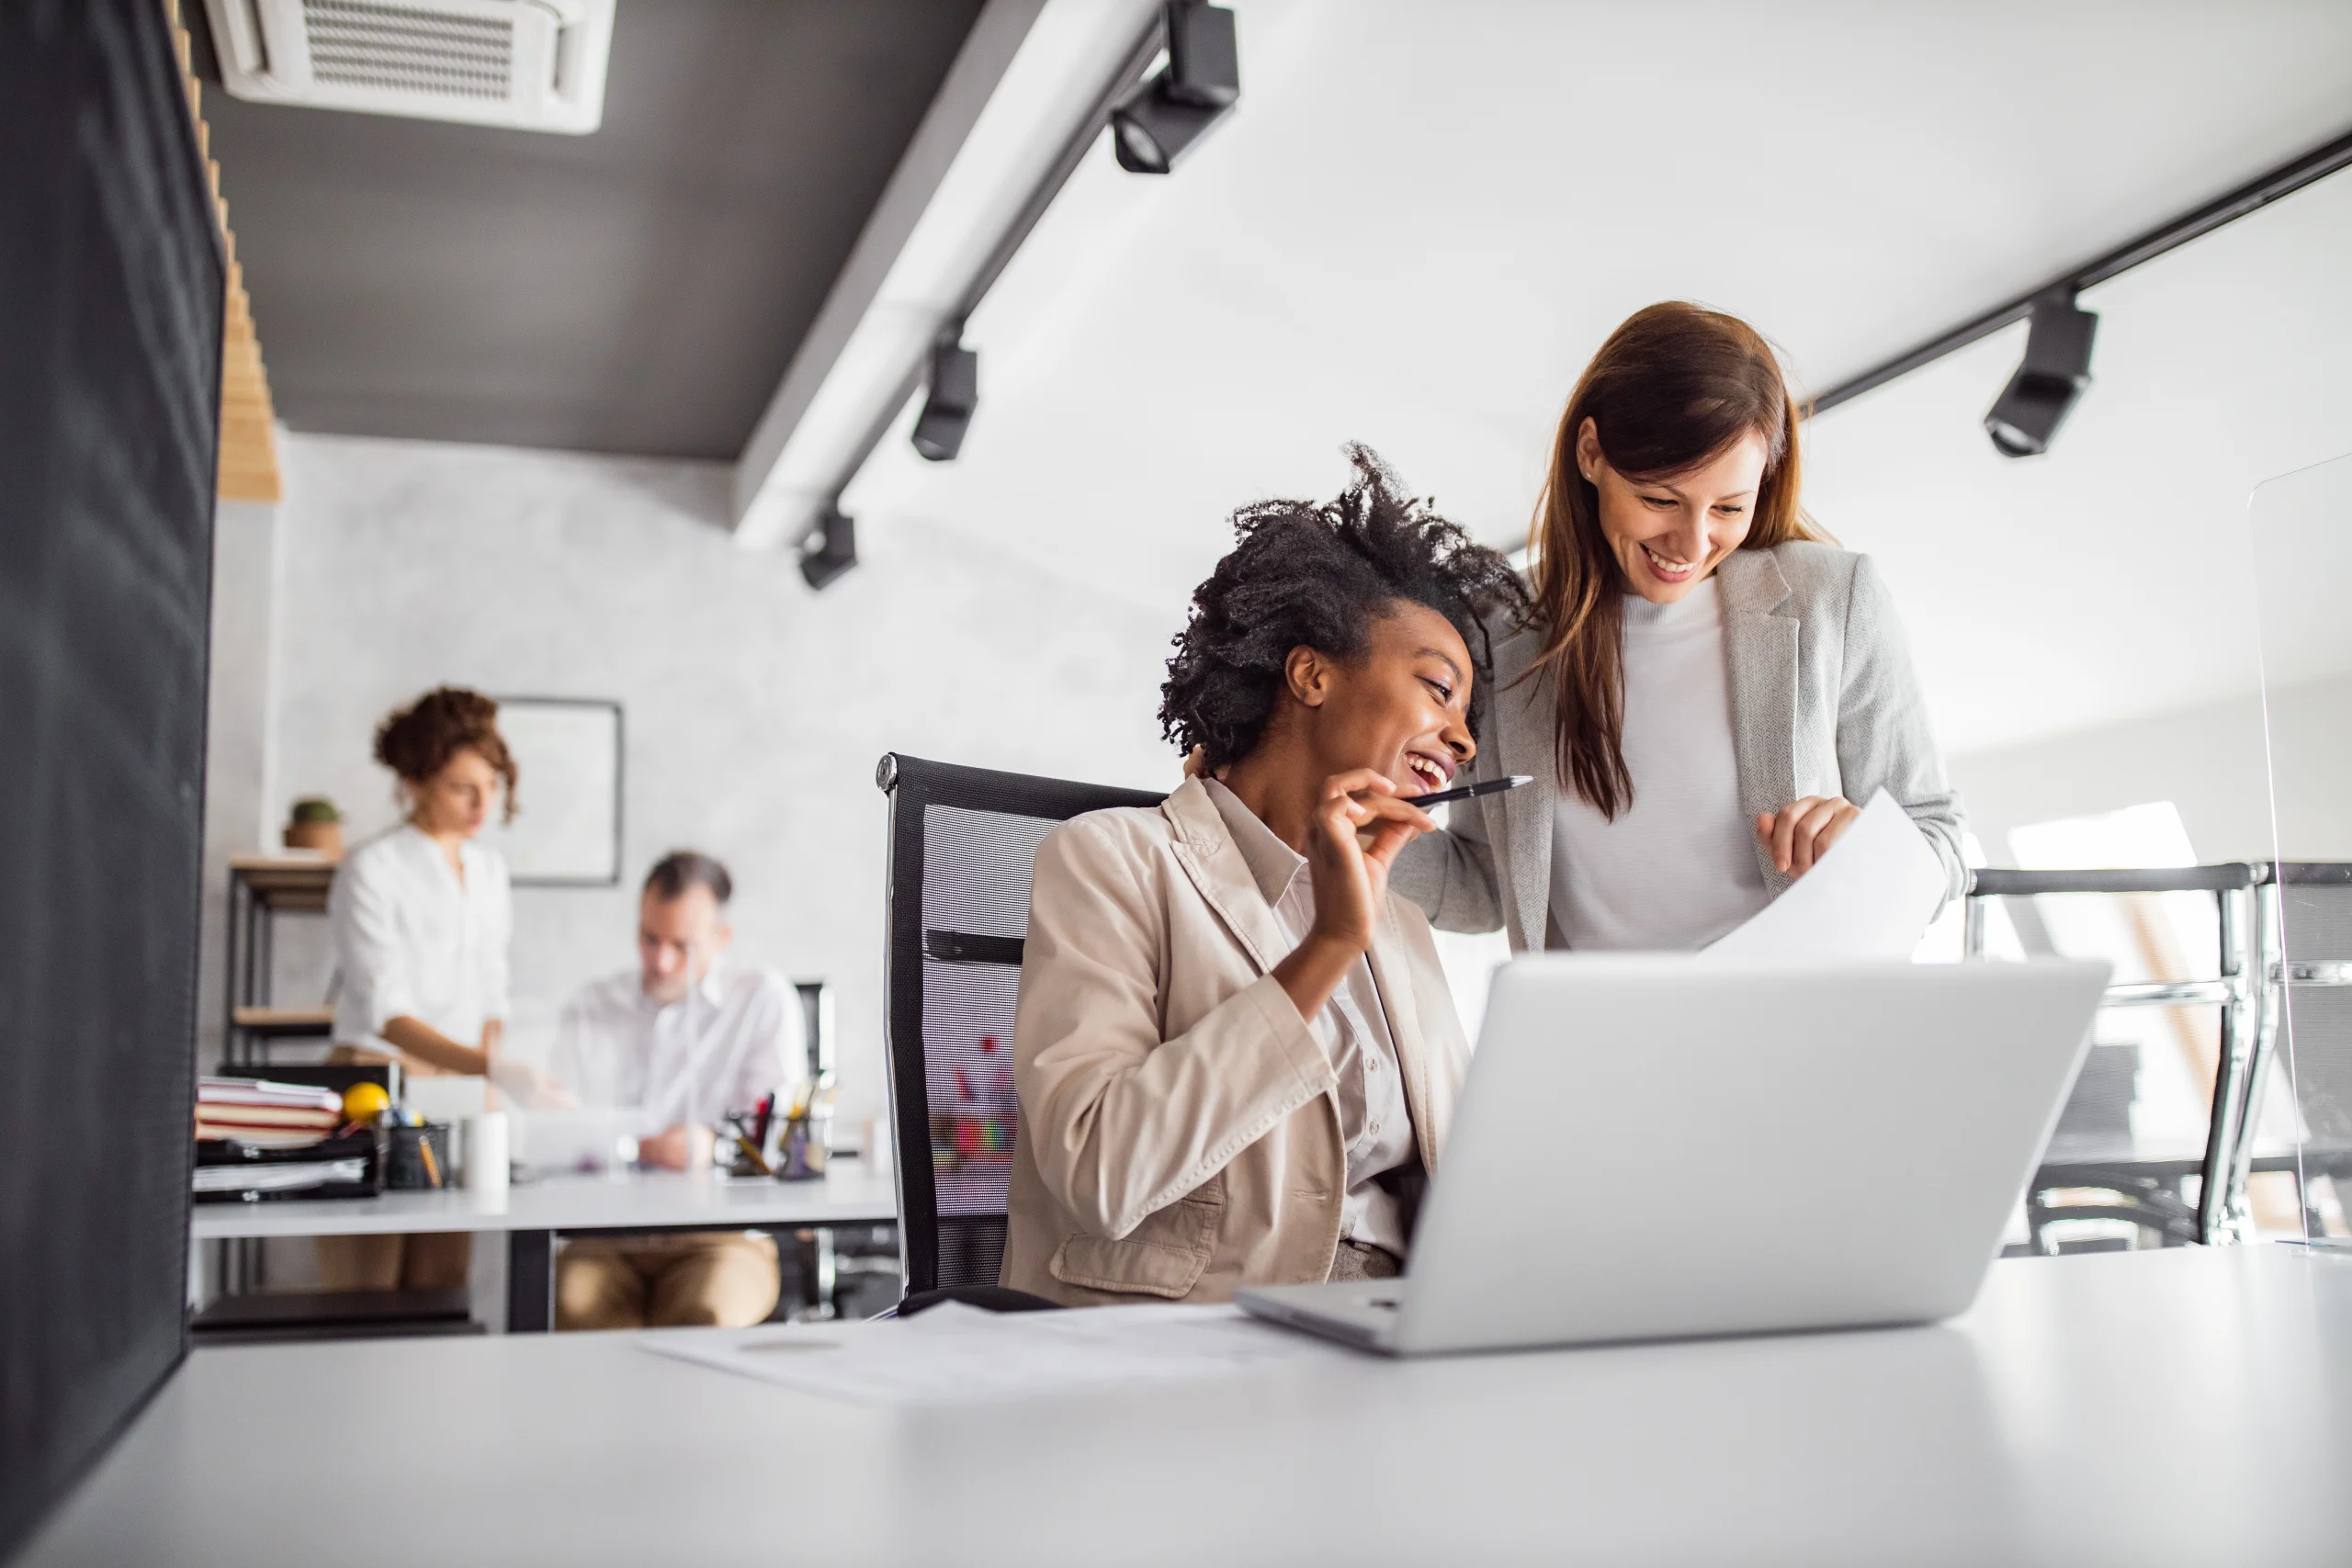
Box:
<box><xmin>1285</xmin><ymin>600</ymin><xmax>1476</xmax><ymax>796</ymax></box>
<box><xmin>1577</xmin><ymin>419</ymin><xmax>1770</xmax><ymax>604</ymax></box>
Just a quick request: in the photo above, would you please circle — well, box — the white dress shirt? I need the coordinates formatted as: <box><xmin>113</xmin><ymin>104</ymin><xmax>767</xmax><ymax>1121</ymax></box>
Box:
<box><xmin>329</xmin><ymin>824</ymin><xmax>512</xmax><ymax>1053</ymax></box>
<box><xmin>550</xmin><ymin>964</ymin><xmax>805</xmax><ymax>1134</ymax></box>
<box><xmin>1205</xmin><ymin>781</ymin><xmax>1415</xmax><ymax>1255</ymax></box>
<box><xmin>1551</xmin><ymin>580</ymin><xmax>1773</xmax><ymax>951</ymax></box>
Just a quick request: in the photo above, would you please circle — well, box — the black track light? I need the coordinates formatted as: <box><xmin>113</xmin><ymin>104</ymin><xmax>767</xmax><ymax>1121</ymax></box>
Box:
<box><xmin>1111</xmin><ymin>1</ymin><xmax>1238</xmax><ymax>175</ymax></box>
<box><xmin>800</xmin><ymin>504</ymin><xmax>857</xmax><ymax>591</ymax></box>
<box><xmin>910</xmin><ymin>337</ymin><xmax>978</xmax><ymax>462</ymax></box>
<box><xmin>1984</xmin><ymin>291</ymin><xmax>2098</xmax><ymax>458</ymax></box>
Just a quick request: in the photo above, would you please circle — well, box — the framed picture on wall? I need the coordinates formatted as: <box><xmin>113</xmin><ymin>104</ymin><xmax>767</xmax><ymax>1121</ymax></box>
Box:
<box><xmin>485</xmin><ymin>697</ymin><xmax>624</xmax><ymax>886</ymax></box>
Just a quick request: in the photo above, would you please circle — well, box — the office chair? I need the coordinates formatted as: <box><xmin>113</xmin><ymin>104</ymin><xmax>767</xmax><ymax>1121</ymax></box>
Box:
<box><xmin>1965</xmin><ymin>862</ymin><xmax>2352</xmax><ymax>1248</ymax></box>
<box><xmin>875</xmin><ymin>753</ymin><xmax>1165</xmax><ymax>1311</ymax></box>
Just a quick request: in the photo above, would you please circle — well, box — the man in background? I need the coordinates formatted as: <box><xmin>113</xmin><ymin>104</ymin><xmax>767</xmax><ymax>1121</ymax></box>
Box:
<box><xmin>549</xmin><ymin>850</ymin><xmax>805</xmax><ymax>1329</ymax></box>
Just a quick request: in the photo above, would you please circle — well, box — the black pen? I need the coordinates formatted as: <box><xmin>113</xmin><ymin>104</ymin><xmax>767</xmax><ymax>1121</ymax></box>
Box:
<box><xmin>1403</xmin><ymin>773</ymin><xmax>1534</xmax><ymax>810</ymax></box>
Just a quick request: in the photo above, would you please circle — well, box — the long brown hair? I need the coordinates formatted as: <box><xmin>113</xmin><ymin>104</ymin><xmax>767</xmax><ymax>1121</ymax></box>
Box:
<box><xmin>1523</xmin><ymin>302</ymin><xmax>1823</xmax><ymax>818</ymax></box>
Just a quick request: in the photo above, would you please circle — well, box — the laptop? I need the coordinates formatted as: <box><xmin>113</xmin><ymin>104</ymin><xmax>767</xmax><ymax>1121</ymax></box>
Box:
<box><xmin>1237</xmin><ymin>955</ymin><xmax>2110</xmax><ymax>1355</ymax></box>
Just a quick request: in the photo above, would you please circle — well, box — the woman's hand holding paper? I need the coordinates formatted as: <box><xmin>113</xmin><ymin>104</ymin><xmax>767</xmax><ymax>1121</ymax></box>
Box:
<box><xmin>1756</xmin><ymin>795</ymin><xmax>1861</xmax><ymax>877</ymax></box>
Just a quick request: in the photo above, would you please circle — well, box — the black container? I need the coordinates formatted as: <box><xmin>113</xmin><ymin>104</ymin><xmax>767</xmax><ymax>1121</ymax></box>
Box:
<box><xmin>384</xmin><ymin>1122</ymin><xmax>454</xmax><ymax>1190</ymax></box>
<box><xmin>191</xmin><ymin>1132</ymin><xmax>383</xmax><ymax>1203</ymax></box>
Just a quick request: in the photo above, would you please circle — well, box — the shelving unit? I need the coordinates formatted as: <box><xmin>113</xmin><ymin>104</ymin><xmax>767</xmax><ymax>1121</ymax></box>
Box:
<box><xmin>222</xmin><ymin>854</ymin><xmax>335</xmax><ymax>1069</ymax></box>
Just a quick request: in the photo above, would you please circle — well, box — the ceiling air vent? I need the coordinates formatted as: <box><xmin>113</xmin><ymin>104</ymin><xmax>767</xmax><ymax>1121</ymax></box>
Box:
<box><xmin>202</xmin><ymin>0</ymin><xmax>614</xmax><ymax>134</ymax></box>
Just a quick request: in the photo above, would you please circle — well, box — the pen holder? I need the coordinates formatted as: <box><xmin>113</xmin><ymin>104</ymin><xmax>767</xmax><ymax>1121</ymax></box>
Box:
<box><xmin>775</xmin><ymin>1111</ymin><xmax>829</xmax><ymax>1182</ymax></box>
<box><xmin>385</xmin><ymin>1122</ymin><xmax>453</xmax><ymax>1190</ymax></box>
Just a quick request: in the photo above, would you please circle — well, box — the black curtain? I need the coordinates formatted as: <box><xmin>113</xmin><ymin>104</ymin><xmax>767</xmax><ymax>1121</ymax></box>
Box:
<box><xmin>0</xmin><ymin>0</ymin><xmax>222</xmax><ymax>1555</ymax></box>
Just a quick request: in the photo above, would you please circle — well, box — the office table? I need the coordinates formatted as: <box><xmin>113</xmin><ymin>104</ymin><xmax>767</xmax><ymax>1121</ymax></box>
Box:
<box><xmin>28</xmin><ymin>1246</ymin><xmax>2352</xmax><ymax>1567</ymax></box>
<box><xmin>192</xmin><ymin>1166</ymin><xmax>900</xmax><ymax>1330</ymax></box>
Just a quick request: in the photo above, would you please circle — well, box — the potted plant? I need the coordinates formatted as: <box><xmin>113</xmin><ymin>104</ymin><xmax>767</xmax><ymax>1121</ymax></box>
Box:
<box><xmin>283</xmin><ymin>796</ymin><xmax>344</xmax><ymax>858</ymax></box>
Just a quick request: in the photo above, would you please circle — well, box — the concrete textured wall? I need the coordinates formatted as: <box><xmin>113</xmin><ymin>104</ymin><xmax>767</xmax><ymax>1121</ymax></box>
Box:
<box><xmin>261</xmin><ymin>433</ymin><xmax>1178</xmax><ymax>1132</ymax></box>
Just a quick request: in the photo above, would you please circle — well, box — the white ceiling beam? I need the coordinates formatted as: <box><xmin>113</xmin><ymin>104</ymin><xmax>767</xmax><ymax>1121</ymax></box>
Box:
<box><xmin>728</xmin><ymin>0</ymin><xmax>1042</xmax><ymax>547</ymax></box>
<box><xmin>729</xmin><ymin>0</ymin><xmax>1162</xmax><ymax>552</ymax></box>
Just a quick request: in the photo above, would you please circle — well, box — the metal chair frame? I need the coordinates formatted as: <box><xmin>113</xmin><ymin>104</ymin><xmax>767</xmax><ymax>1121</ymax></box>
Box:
<box><xmin>1964</xmin><ymin>862</ymin><xmax>2352</xmax><ymax>1247</ymax></box>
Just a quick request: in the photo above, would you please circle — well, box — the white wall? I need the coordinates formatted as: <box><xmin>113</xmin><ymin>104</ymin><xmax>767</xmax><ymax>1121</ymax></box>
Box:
<box><xmin>1950</xmin><ymin>671</ymin><xmax>2352</xmax><ymax>864</ymax></box>
<box><xmin>259</xmin><ymin>432</ymin><xmax>1179</xmax><ymax>1129</ymax></box>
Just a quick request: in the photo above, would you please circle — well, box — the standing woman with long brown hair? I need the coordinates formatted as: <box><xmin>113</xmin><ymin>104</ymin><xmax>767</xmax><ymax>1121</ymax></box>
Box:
<box><xmin>1395</xmin><ymin>302</ymin><xmax>1964</xmax><ymax>953</ymax></box>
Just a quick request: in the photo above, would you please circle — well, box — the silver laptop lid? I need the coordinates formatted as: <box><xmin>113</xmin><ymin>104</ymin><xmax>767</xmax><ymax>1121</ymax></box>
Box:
<box><xmin>1394</xmin><ymin>957</ymin><xmax>2109</xmax><ymax>1355</ymax></box>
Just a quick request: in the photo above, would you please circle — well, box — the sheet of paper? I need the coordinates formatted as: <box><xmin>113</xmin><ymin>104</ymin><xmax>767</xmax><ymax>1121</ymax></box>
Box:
<box><xmin>1702</xmin><ymin>789</ymin><xmax>1945</xmax><ymax>962</ymax></box>
<box><xmin>641</xmin><ymin>1301</ymin><xmax>1349</xmax><ymax>1406</ymax></box>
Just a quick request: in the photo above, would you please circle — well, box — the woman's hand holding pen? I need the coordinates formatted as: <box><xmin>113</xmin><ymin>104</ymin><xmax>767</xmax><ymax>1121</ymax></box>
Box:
<box><xmin>1757</xmin><ymin>795</ymin><xmax>1861</xmax><ymax>877</ymax></box>
<box><xmin>1273</xmin><ymin>771</ymin><xmax>1435</xmax><ymax>1022</ymax></box>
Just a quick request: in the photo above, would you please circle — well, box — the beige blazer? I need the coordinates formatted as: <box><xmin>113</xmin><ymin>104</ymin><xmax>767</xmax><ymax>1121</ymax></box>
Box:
<box><xmin>1000</xmin><ymin>776</ymin><xmax>1472</xmax><ymax>1306</ymax></box>
<box><xmin>1392</xmin><ymin>540</ymin><xmax>1968</xmax><ymax>951</ymax></box>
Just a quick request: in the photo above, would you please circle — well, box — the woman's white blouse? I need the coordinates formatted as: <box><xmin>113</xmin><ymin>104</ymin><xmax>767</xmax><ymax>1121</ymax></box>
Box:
<box><xmin>1549</xmin><ymin>580</ymin><xmax>1773</xmax><ymax>951</ymax></box>
<box><xmin>328</xmin><ymin>824</ymin><xmax>512</xmax><ymax>1052</ymax></box>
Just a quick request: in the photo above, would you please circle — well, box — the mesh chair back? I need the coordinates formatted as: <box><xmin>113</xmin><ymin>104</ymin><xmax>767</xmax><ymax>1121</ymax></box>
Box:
<box><xmin>876</xmin><ymin>754</ymin><xmax>1165</xmax><ymax>1296</ymax></box>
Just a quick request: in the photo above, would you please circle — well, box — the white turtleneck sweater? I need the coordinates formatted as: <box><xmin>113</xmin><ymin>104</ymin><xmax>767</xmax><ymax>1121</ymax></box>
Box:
<box><xmin>1548</xmin><ymin>578</ymin><xmax>1772</xmax><ymax>951</ymax></box>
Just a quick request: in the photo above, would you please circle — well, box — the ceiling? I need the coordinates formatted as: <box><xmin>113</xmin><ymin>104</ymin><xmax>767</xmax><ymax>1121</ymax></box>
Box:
<box><xmin>833</xmin><ymin>0</ymin><xmax>2352</xmax><ymax>756</ymax></box>
<box><xmin>193</xmin><ymin>1</ymin><xmax>2352</xmax><ymax>760</ymax></box>
<box><xmin>1805</xmin><ymin>167</ymin><xmax>2352</xmax><ymax>756</ymax></box>
<box><xmin>189</xmin><ymin>0</ymin><xmax>985</xmax><ymax>458</ymax></box>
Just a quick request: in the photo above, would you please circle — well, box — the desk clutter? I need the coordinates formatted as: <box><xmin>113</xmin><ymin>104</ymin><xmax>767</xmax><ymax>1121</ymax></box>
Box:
<box><xmin>192</xmin><ymin>1067</ymin><xmax>854</xmax><ymax>1202</ymax></box>
<box><xmin>193</xmin><ymin>1074</ymin><xmax>467</xmax><ymax>1202</ymax></box>
<box><xmin>195</xmin><ymin>1077</ymin><xmax>383</xmax><ymax>1202</ymax></box>
<box><xmin>728</xmin><ymin>1071</ymin><xmax>840</xmax><ymax>1180</ymax></box>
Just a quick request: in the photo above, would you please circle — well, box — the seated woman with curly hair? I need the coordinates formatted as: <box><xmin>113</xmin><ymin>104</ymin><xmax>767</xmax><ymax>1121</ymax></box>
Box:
<box><xmin>1001</xmin><ymin>448</ymin><xmax>1528</xmax><ymax>1305</ymax></box>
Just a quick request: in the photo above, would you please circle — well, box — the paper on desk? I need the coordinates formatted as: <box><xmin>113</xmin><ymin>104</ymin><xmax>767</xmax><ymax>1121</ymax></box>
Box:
<box><xmin>642</xmin><ymin>1301</ymin><xmax>1347</xmax><ymax>1406</ymax></box>
<box><xmin>1702</xmin><ymin>789</ymin><xmax>1945</xmax><ymax>962</ymax></box>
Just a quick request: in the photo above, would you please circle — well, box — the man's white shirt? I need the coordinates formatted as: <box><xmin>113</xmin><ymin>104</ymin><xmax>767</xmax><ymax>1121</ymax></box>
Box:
<box><xmin>551</xmin><ymin>964</ymin><xmax>806</xmax><ymax>1133</ymax></box>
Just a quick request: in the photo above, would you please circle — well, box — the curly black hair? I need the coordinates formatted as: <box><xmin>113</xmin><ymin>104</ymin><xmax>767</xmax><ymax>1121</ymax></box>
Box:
<box><xmin>1159</xmin><ymin>446</ymin><xmax>1531</xmax><ymax>773</ymax></box>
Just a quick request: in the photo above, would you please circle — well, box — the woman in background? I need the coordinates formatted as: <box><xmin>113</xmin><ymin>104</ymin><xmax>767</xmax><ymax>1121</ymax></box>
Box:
<box><xmin>318</xmin><ymin>685</ymin><xmax>518</xmax><ymax>1292</ymax></box>
<box><xmin>1394</xmin><ymin>302</ymin><xmax>1964</xmax><ymax>953</ymax></box>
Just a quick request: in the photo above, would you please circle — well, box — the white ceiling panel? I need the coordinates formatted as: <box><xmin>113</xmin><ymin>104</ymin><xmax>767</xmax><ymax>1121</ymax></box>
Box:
<box><xmin>1809</xmin><ymin>166</ymin><xmax>2352</xmax><ymax>754</ymax></box>
<box><xmin>840</xmin><ymin>0</ymin><xmax>2352</xmax><ymax>749</ymax></box>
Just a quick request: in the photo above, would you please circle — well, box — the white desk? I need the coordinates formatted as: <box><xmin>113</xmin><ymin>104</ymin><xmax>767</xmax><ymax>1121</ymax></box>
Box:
<box><xmin>193</xmin><ymin>1166</ymin><xmax>899</xmax><ymax>1329</ymax></box>
<box><xmin>27</xmin><ymin>1247</ymin><xmax>2352</xmax><ymax>1567</ymax></box>
<box><xmin>190</xmin><ymin>1165</ymin><xmax>900</xmax><ymax>1239</ymax></box>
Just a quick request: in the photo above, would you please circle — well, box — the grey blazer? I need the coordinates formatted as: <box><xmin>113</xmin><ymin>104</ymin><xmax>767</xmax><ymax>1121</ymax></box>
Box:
<box><xmin>1392</xmin><ymin>540</ymin><xmax>1967</xmax><ymax>950</ymax></box>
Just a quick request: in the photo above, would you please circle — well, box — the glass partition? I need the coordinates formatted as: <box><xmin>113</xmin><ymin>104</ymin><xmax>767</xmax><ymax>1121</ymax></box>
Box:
<box><xmin>2247</xmin><ymin>450</ymin><xmax>2352</xmax><ymax>1247</ymax></box>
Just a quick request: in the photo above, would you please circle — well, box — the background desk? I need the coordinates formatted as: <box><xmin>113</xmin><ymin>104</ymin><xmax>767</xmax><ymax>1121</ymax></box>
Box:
<box><xmin>192</xmin><ymin>1167</ymin><xmax>900</xmax><ymax>1330</ymax></box>
<box><xmin>31</xmin><ymin>1247</ymin><xmax>2352</xmax><ymax>1566</ymax></box>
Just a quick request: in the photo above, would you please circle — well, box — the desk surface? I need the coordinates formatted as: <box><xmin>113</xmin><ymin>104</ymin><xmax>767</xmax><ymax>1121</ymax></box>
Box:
<box><xmin>25</xmin><ymin>1246</ymin><xmax>2352</xmax><ymax>1568</ymax></box>
<box><xmin>188</xmin><ymin>1164</ymin><xmax>900</xmax><ymax>1238</ymax></box>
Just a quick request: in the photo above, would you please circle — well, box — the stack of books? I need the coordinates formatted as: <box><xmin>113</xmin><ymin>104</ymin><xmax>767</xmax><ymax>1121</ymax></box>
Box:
<box><xmin>196</xmin><ymin>1077</ymin><xmax>346</xmax><ymax>1147</ymax></box>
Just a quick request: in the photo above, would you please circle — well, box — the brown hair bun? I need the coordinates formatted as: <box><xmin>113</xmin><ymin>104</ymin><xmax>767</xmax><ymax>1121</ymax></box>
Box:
<box><xmin>372</xmin><ymin>686</ymin><xmax>518</xmax><ymax>822</ymax></box>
